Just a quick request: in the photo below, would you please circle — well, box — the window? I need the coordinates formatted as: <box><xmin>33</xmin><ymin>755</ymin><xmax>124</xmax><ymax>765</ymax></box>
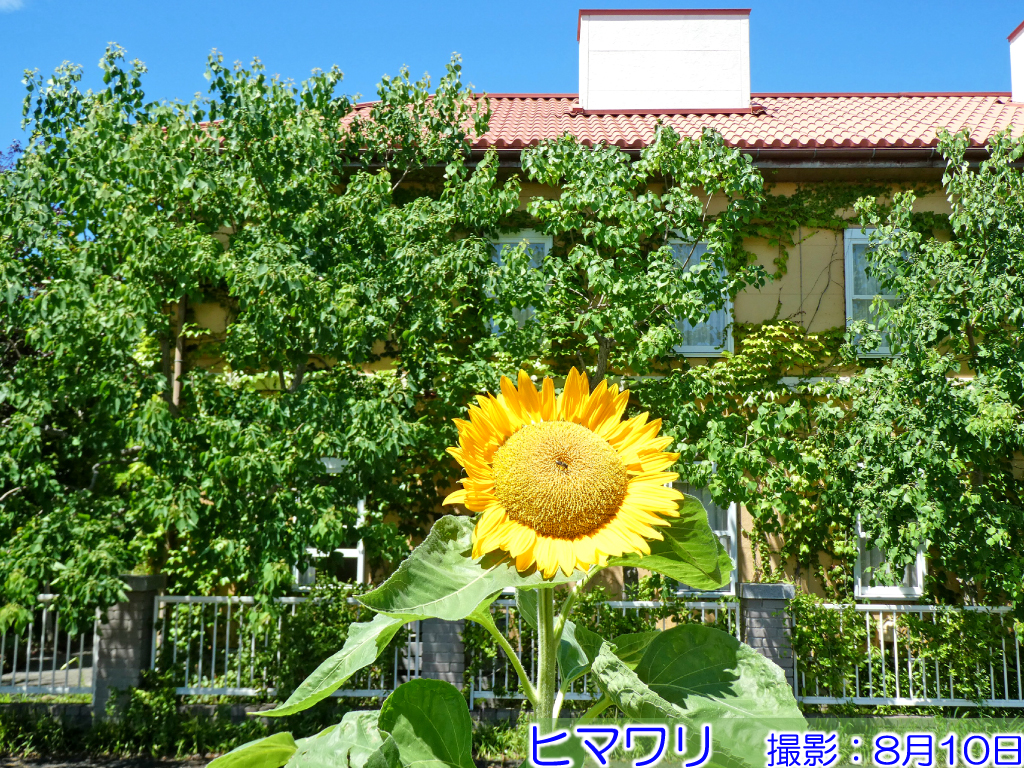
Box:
<box><xmin>854</xmin><ymin>516</ymin><xmax>926</xmax><ymax>600</ymax></box>
<box><xmin>672</xmin><ymin>479</ymin><xmax>738</xmax><ymax>596</ymax></box>
<box><xmin>293</xmin><ymin>461</ymin><xmax>367</xmax><ymax>589</ymax></box>
<box><xmin>490</xmin><ymin>230</ymin><xmax>552</xmax><ymax>329</ymax></box>
<box><xmin>670</xmin><ymin>241</ymin><xmax>734</xmax><ymax>356</ymax></box>
<box><xmin>844</xmin><ymin>228</ymin><xmax>898</xmax><ymax>356</ymax></box>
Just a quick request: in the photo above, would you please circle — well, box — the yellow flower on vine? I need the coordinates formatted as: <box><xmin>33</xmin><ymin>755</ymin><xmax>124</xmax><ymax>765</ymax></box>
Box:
<box><xmin>443</xmin><ymin>368</ymin><xmax>684</xmax><ymax>578</ymax></box>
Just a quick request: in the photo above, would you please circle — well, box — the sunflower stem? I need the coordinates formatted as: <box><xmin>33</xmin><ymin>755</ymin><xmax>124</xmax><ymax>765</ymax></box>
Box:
<box><xmin>553</xmin><ymin>566</ymin><xmax>603</xmax><ymax>646</ymax></box>
<box><xmin>536</xmin><ymin>585</ymin><xmax>558</xmax><ymax>721</ymax></box>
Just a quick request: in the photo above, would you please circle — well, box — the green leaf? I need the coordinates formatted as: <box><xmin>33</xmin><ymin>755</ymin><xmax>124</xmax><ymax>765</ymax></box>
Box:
<box><xmin>607</xmin><ymin>494</ymin><xmax>732</xmax><ymax>590</ymax></box>
<box><xmin>366</xmin><ymin>736</ymin><xmax>403</xmax><ymax>768</ymax></box>
<box><xmin>633</xmin><ymin>624</ymin><xmax>803</xmax><ymax>719</ymax></box>
<box><xmin>514</xmin><ymin>586</ymin><xmax>540</xmax><ymax>630</ymax></box>
<box><xmin>632</xmin><ymin>624</ymin><xmax>805</xmax><ymax>768</ymax></box>
<box><xmin>265</xmin><ymin>613</ymin><xmax>416</xmax><ymax>717</ymax></box>
<box><xmin>557</xmin><ymin>621</ymin><xmax>604</xmax><ymax>686</ymax></box>
<box><xmin>360</xmin><ymin>516</ymin><xmax>584</xmax><ymax>621</ymax></box>
<box><xmin>610</xmin><ymin>630</ymin><xmax>661</xmax><ymax>669</ymax></box>
<box><xmin>286</xmin><ymin>711</ymin><xmax>394</xmax><ymax>768</ymax></box>
<box><xmin>208</xmin><ymin>732</ymin><xmax>297</xmax><ymax>768</ymax></box>
<box><xmin>589</xmin><ymin>642</ymin><xmax>685</xmax><ymax>719</ymax></box>
<box><xmin>515</xmin><ymin>588</ymin><xmax>602</xmax><ymax>685</ymax></box>
<box><xmin>378</xmin><ymin>679</ymin><xmax>474</xmax><ymax>768</ymax></box>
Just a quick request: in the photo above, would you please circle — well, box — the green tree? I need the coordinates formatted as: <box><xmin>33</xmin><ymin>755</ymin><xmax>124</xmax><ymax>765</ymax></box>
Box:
<box><xmin>0</xmin><ymin>46</ymin><xmax>517</xmax><ymax>628</ymax></box>
<box><xmin>841</xmin><ymin>128</ymin><xmax>1024</xmax><ymax>608</ymax></box>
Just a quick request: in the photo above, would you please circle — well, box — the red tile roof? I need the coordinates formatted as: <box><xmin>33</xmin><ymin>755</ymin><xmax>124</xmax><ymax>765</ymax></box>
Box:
<box><xmin>470</xmin><ymin>93</ymin><xmax>1024</xmax><ymax>151</ymax></box>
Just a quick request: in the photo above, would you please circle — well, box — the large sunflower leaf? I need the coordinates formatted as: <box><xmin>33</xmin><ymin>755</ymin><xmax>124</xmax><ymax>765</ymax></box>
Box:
<box><xmin>557</xmin><ymin>621</ymin><xmax>604</xmax><ymax>685</ymax></box>
<box><xmin>378</xmin><ymin>679</ymin><xmax>475</xmax><ymax>768</ymax></box>
<box><xmin>207</xmin><ymin>732</ymin><xmax>297</xmax><ymax>768</ymax></box>
<box><xmin>515</xmin><ymin>588</ymin><xmax>604</xmax><ymax>686</ymax></box>
<box><xmin>264</xmin><ymin>613</ymin><xmax>416</xmax><ymax>717</ymax></box>
<box><xmin>634</xmin><ymin>624</ymin><xmax>803</xmax><ymax>719</ymax></box>
<box><xmin>589</xmin><ymin>642</ymin><xmax>686</xmax><ymax>719</ymax></box>
<box><xmin>285</xmin><ymin>711</ymin><xmax>398</xmax><ymax>768</ymax></box>
<box><xmin>632</xmin><ymin>624</ymin><xmax>806</xmax><ymax>768</ymax></box>
<box><xmin>360</xmin><ymin>516</ymin><xmax>584</xmax><ymax>620</ymax></box>
<box><xmin>610</xmin><ymin>630</ymin><xmax>661</xmax><ymax>669</ymax></box>
<box><xmin>607</xmin><ymin>493</ymin><xmax>732</xmax><ymax>590</ymax></box>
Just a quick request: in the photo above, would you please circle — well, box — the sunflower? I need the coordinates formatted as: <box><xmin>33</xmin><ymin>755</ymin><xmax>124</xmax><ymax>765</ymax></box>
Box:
<box><xmin>443</xmin><ymin>368</ymin><xmax>684</xmax><ymax>578</ymax></box>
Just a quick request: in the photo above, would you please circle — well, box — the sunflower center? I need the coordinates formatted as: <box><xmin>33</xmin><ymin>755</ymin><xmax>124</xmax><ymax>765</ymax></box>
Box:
<box><xmin>491</xmin><ymin>420</ymin><xmax>629</xmax><ymax>539</ymax></box>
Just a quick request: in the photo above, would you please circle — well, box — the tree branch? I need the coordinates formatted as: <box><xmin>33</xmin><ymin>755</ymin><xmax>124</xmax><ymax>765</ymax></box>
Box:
<box><xmin>287</xmin><ymin>359</ymin><xmax>308</xmax><ymax>393</ymax></box>
<box><xmin>0</xmin><ymin>486</ymin><xmax>23</xmax><ymax>504</ymax></box>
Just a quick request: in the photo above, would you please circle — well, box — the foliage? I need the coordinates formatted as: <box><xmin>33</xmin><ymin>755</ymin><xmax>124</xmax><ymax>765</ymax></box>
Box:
<box><xmin>842</xmin><ymin>128</ymin><xmax>1024</xmax><ymax>609</ymax></box>
<box><xmin>215</xmin><ymin>504</ymin><xmax>805</xmax><ymax>767</ymax></box>
<box><xmin>788</xmin><ymin>593</ymin><xmax>868</xmax><ymax>700</ymax></box>
<box><xmin>0</xmin><ymin>46</ymin><xmax>515</xmax><ymax>627</ymax></box>
<box><xmin>789</xmin><ymin>593</ymin><xmax>1020</xmax><ymax>712</ymax></box>
<box><xmin>461</xmin><ymin>574</ymin><xmax>736</xmax><ymax>699</ymax></box>
<box><xmin>0</xmin><ymin>46</ymin><xmax>770</xmax><ymax>628</ymax></box>
<box><xmin>505</xmin><ymin>127</ymin><xmax>766</xmax><ymax>381</ymax></box>
<box><xmin>631</xmin><ymin>320</ymin><xmax>856</xmax><ymax>589</ymax></box>
<box><xmin>740</xmin><ymin>181</ymin><xmax>944</xmax><ymax>278</ymax></box>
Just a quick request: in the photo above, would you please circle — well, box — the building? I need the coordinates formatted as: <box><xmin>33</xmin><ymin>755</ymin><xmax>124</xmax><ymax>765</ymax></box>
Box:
<box><xmin>423</xmin><ymin>9</ymin><xmax>1024</xmax><ymax>603</ymax></box>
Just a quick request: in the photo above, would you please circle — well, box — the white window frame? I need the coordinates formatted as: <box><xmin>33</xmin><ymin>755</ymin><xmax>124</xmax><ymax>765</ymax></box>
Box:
<box><xmin>490</xmin><ymin>230</ymin><xmax>552</xmax><ymax>331</ymax></box>
<box><xmin>853</xmin><ymin>515</ymin><xmax>926</xmax><ymax>601</ymax></box>
<box><xmin>844</xmin><ymin>228</ymin><xmax>897</xmax><ymax>357</ymax></box>
<box><xmin>669</xmin><ymin>240</ymin><xmax>734</xmax><ymax>357</ymax></box>
<box><xmin>670</xmin><ymin>478</ymin><xmax>738</xmax><ymax>597</ymax></box>
<box><xmin>294</xmin><ymin>460</ymin><xmax>367</xmax><ymax>589</ymax></box>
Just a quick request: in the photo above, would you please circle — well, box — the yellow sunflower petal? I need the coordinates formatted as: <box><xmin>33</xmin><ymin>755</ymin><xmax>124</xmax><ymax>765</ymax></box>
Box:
<box><xmin>540</xmin><ymin>377</ymin><xmax>556</xmax><ymax>422</ymax></box>
<box><xmin>442</xmin><ymin>489</ymin><xmax>467</xmax><ymax>506</ymax></box>
<box><xmin>516</xmin><ymin>547</ymin><xmax>536</xmax><ymax>572</ymax></box>
<box><xmin>557</xmin><ymin>367</ymin><xmax>589</xmax><ymax>422</ymax></box>
<box><xmin>554</xmin><ymin>539</ymin><xmax>575</xmax><ymax>576</ymax></box>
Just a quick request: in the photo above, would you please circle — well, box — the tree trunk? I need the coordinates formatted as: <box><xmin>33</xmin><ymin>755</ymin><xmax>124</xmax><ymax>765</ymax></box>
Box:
<box><xmin>170</xmin><ymin>295</ymin><xmax>187</xmax><ymax>417</ymax></box>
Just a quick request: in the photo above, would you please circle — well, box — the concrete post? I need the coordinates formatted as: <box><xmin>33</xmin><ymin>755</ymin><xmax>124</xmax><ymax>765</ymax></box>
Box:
<box><xmin>417</xmin><ymin>618</ymin><xmax>465</xmax><ymax>685</ymax></box>
<box><xmin>92</xmin><ymin>573</ymin><xmax>166</xmax><ymax>719</ymax></box>
<box><xmin>740</xmin><ymin>583</ymin><xmax>796</xmax><ymax>687</ymax></box>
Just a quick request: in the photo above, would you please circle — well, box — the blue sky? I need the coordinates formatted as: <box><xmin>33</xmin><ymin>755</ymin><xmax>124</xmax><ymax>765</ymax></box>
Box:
<box><xmin>1</xmin><ymin>0</ymin><xmax>1022</xmax><ymax>149</ymax></box>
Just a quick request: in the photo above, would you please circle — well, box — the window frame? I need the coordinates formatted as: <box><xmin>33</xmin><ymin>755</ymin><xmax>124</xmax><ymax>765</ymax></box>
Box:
<box><xmin>669</xmin><ymin>240</ymin><xmax>735</xmax><ymax>357</ymax></box>
<box><xmin>671</xmin><ymin>477</ymin><xmax>738</xmax><ymax>598</ymax></box>
<box><xmin>844</xmin><ymin>227</ymin><xmax>898</xmax><ymax>358</ymax></box>
<box><xmin>853</xmin><ymin>515</ymin><xmax>927</xmax><ymax>601</ymax></box>
<box><xmin>489</xmin><ymin>229</ymin><xmax>553</xmax><ymax>331</ymax></box>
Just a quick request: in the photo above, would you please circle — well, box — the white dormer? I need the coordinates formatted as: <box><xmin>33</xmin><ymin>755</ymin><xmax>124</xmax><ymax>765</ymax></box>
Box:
<box><xmin>577</xmin><ymin>9</ymin><xmax>751</xmax><ymax>113</ymax></box>
<box><xmin>1011</xmin><ymin>20</ymin><xmax>1024</xmax><ymax>104</ymax></box>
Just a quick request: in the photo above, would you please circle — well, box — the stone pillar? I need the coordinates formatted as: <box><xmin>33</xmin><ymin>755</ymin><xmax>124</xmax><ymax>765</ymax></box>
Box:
<box><xmin>417</xmin><ymin>618</ymin><xmax>465</xmax><ymax>685</ymax></box>
<box><xmin>740</xmin><ymin>583</ymin><xmax>796</xmax><ymax>687</ymax></box>
<box><xmin>92</xmin><ymin>574</ymin><xmax>166</xmax><ymax>718</ymax></box>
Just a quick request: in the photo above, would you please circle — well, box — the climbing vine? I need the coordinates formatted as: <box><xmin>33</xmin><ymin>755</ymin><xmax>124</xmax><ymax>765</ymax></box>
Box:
<box><xmin>734</xmin><ymin>181</ymin><xmax>947</xmax><ymax>278</ymax></box>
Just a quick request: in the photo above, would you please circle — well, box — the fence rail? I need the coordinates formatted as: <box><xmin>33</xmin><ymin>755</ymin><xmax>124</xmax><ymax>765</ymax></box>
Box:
<box><xmin>152</xmin><ymin>595</ymin><xmax>421</xmax><ymax>698</ymax></box>
<box><xmin>794</xmin><ymin>603</ymin><xmax>1023</xmax><ymax>708</ymax></box>
<box><xmin>468</xmin><ymin>598</ymin><xmax>741</xmax><ymax>708</ymax></box>
<box><xmin>0</xmin><ymin>596</ymin><xmax>99</xmax><ymax>696</ymax></box>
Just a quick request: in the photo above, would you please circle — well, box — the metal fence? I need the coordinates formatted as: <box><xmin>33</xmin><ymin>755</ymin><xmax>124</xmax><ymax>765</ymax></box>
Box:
<box><xmin>0</xmin><ymin>595</ymin><xmax>99</xmax><ymax>696</ymax></box>
<box><xmin>794</xmin><ymin>603</ymin><xmax>1023</xmax><ymax>708</ymax></box>
<box><xmin>151</xmin><ymin>595</ymin><xmax>421</xmax><ymax>698</ymax></box>
<box><xmin>467</xmin><ymin>598</ymin><xmax>741</xmax><ymax>708</ymax></box>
